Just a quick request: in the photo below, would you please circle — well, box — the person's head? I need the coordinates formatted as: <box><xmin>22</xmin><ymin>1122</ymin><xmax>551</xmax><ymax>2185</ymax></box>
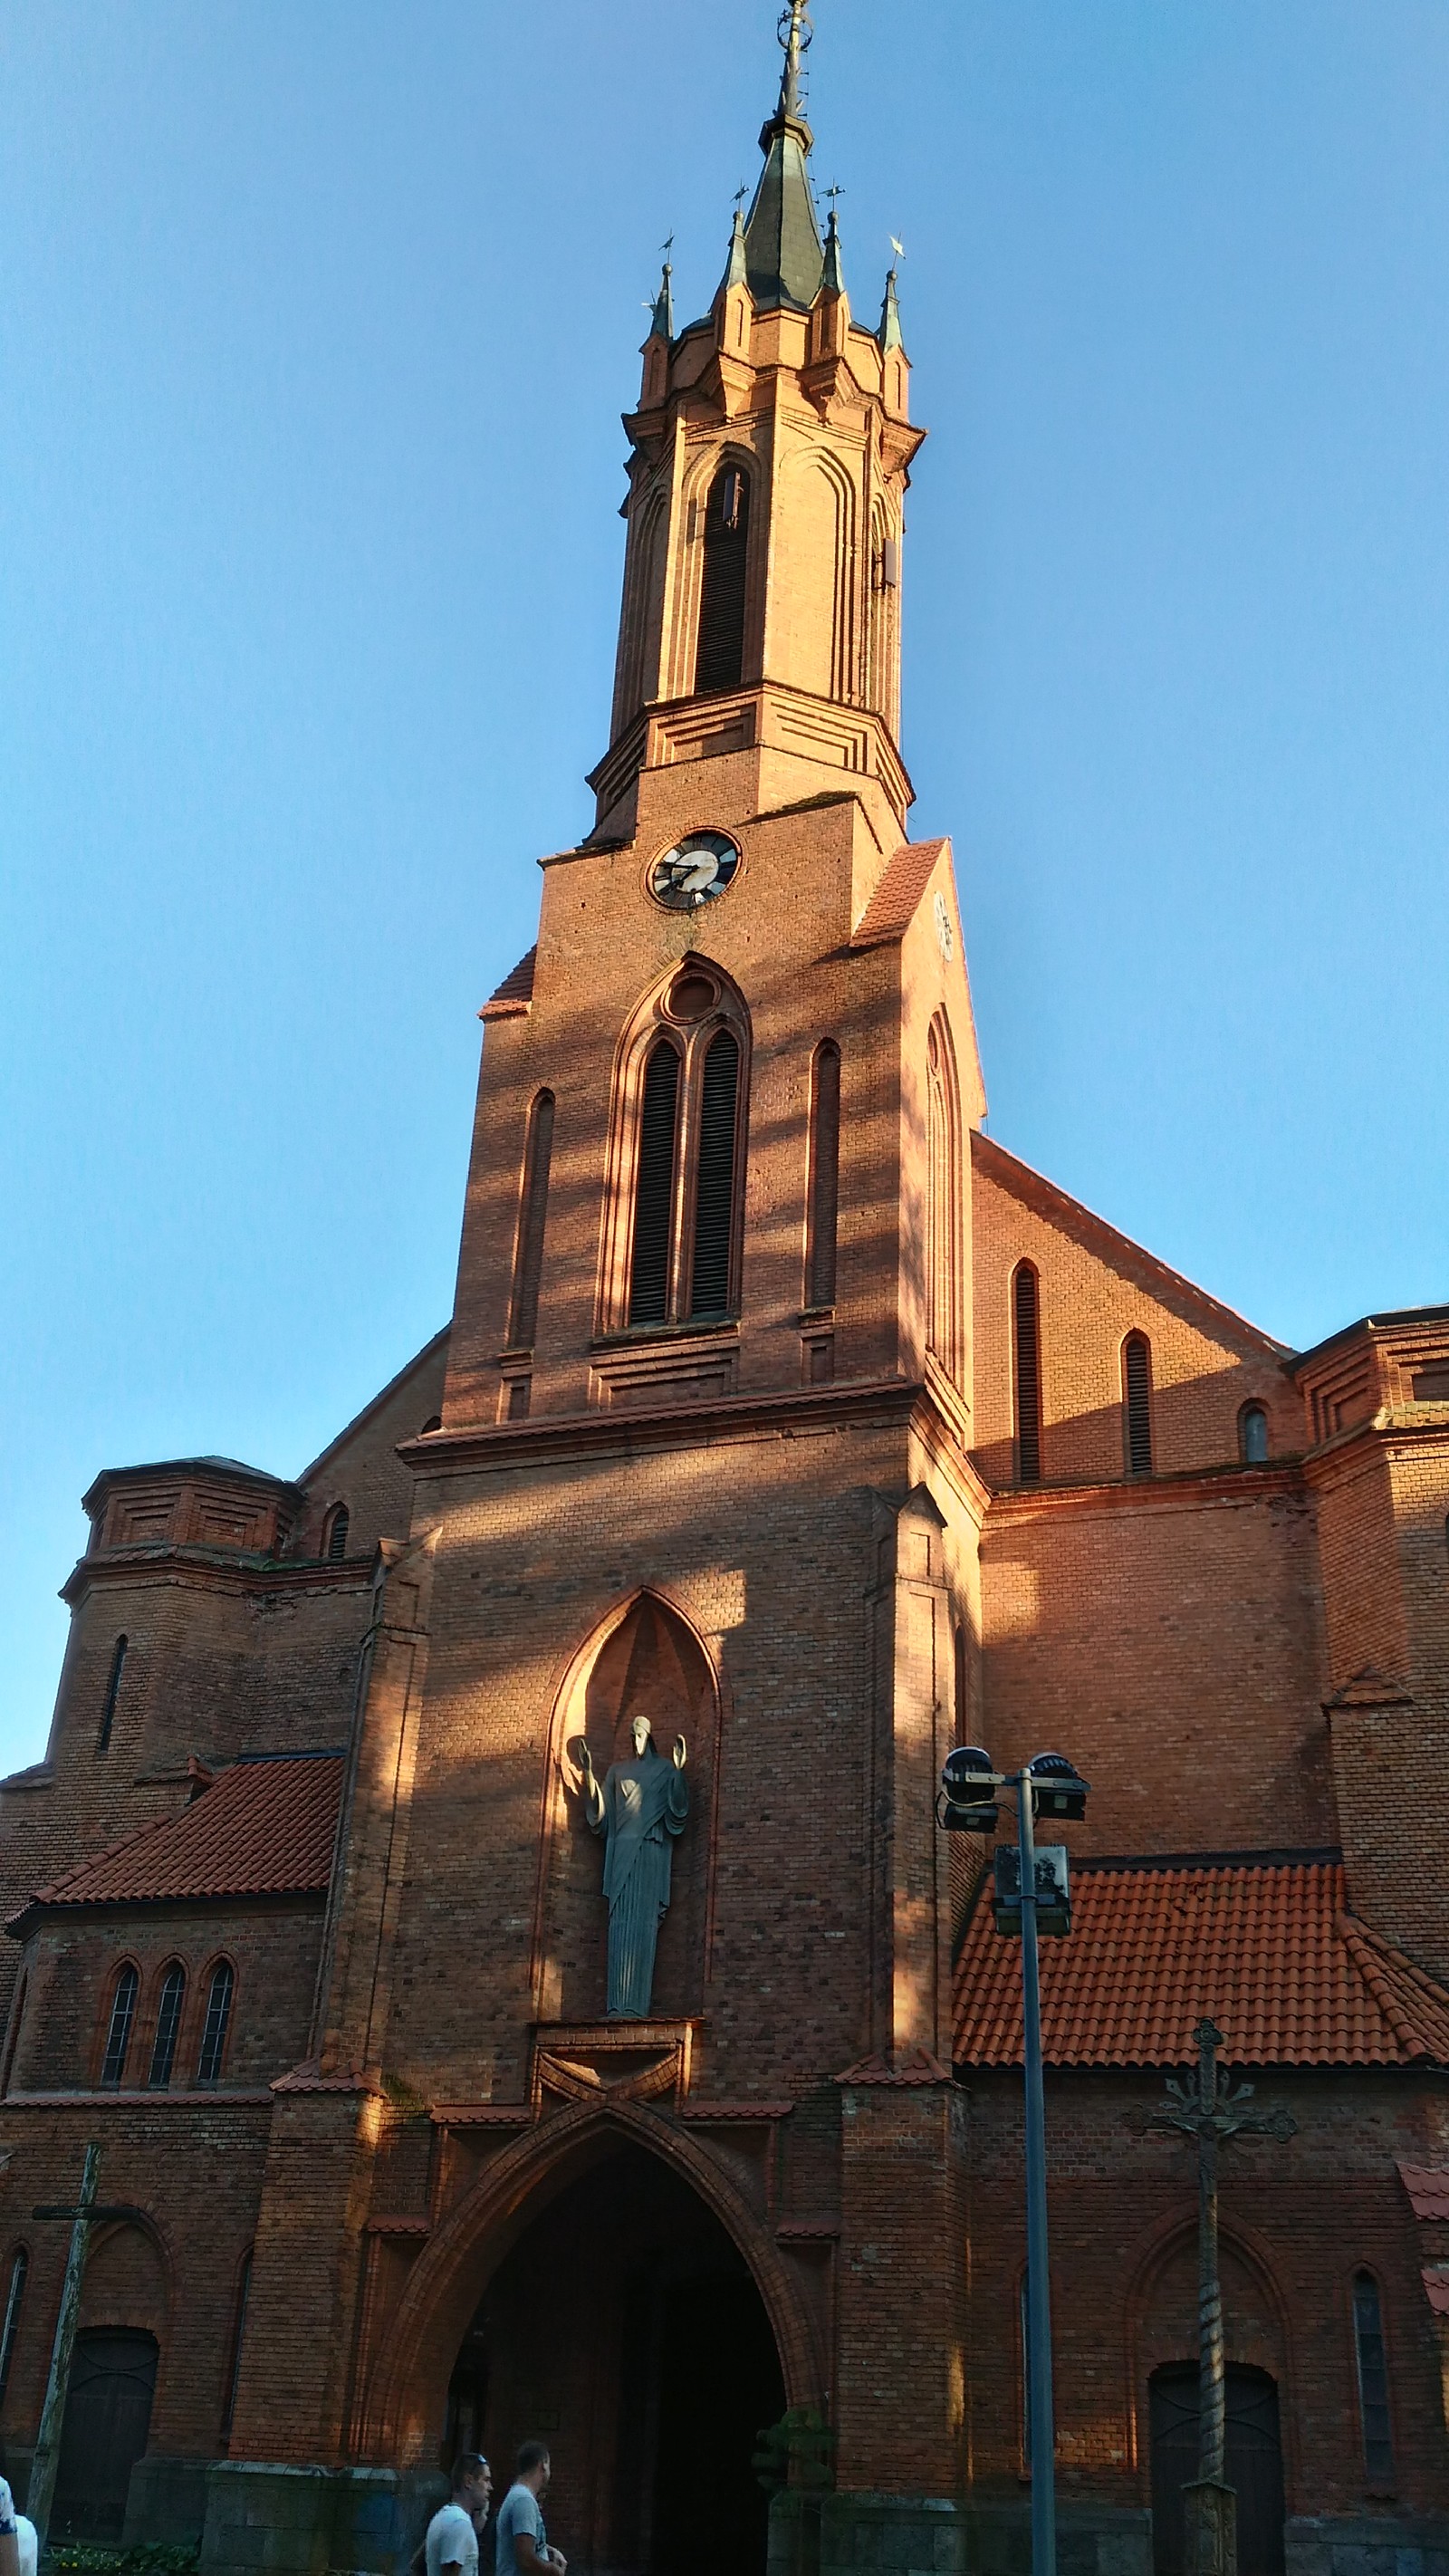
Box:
<box><xmin>516</xmin><ymin>2440</ymin><xmax>551</xmax><ymax>2496</ymax></box>
<box><xmin>452</xmin><ymin>2453</ymin><xmax>491</xmax><ymax>2520</ymax></box>
<box><xmin>629</xmin><ymin>1713</ymin><xmax>652</xmax><ymax>1758</ymax></box>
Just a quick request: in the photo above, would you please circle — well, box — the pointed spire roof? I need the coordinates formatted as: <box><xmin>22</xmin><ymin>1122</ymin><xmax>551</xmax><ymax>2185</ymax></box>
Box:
<box><xmin>743</xmin><ymin>0</ymin><xmax>823</xmax><ymax>312</ymax></box>
<box><xmin>821</xmin><ymin>206</ymin><xmax>845</xmax><ymax>295</ymax></box>
<box><xmin>721</xmin><ymin>203</ymin><xmax>748</xmax><ymax>293</ymax></box>
<box><xmin>648</xmin><ymin>256</ymin><xmax>675</xmax><ymax>341</ymax></box>
<box><xmin>878</xmin><ymin>264</ymin><xmax>904</xmax><ymax>351</ymax></box>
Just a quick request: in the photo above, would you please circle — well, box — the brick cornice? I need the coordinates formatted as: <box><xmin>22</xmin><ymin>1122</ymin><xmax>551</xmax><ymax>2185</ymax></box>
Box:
<box><xmin>1300</xmin><ymin>1408</ymin><xmax>1449</xmax><ymax>1488</ymax></box>
<box><xmin>399</xmin><ymin>1375</ymin><xmax>929</xmax><ymax>1476</ymax></box>
<box><xmin>980</xmin><ymin>1456</ymin><xmax>1304</xmax><ymax>1525</ymax></box>
<box><xmin>2</xmin><ymin>2087</ymin><xmax>274</xmax><ymax>2110</ymax></box>
<box><xmin>61</xmin><ymin>1546</ymin><xmax>375</xmax><ymax>1607</ymax></box>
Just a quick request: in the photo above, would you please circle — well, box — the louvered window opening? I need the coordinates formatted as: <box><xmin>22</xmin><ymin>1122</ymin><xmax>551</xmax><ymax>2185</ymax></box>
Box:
<box><xmin>1013</xmin><ymin>1265</ymin><xmax>1041</xmax><ymax>1485</ymax></box>
<box><xmin>197</xmin><ymin>1961</ymin><xmax>235</xmax><ymax>2087</ymax></box>
<box><xmin>1353</xmin><ymin>2273</ymin><xmax>1395</xmax><ymax>2487</ymax></box>
<box><xmin>98</xmin><ymin>1634</ymin><xmax>128</xmax><ymax>1753</ymax></box>
<box><xmin>1124</xmin><ymin>1333</ymin><xmax>1154</xmax><ymax>1475</ymax></box>
<box><xmin>101</xmin><ymin>1966</ymin><xmax>139</xmax><ymax>2087</ymax></box>
<box><xmin>629</xmin><ymin>1043</ymin><xmax>681</xmax><ymax>1324</ymax></box>
<box><xmin>808</xmin><ymin>1043</ymin><xmax>840</xmax><ymax>1309</ymax></box>
<box><xmin>509</xmin><ymin>1091</ymin><xmax>555</xmax><ymax>1348</ymax></box>
<box><xmin>327</xmin><ymin>1505</ymin><xmax>350</xmax><ymax>1562</ymax></box>
<box><xmin>690</xmin><ymin>1031</ymin><xmax>740</xmax><ymax>1317</ymax></box>
<box><xmin>696</xmin><ymin>467</ymin><xmax>750</xmax><ymax>695</ymax></box>
<box><xmin>0</xmin><ymin>2250</ymin><xmax>26</xmax><ymax>2406</ymax></box>
<box><xmin>149</xmin><ymin>1966</ymin><xmax>186</xmax><ymax>2090</ymax></box>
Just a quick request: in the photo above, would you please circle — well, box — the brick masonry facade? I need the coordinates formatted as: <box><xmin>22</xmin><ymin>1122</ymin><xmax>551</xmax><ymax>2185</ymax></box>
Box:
<box><xmin>3</xmin><ymin>21</ymin><xmax>1448</xmax><ymax>2576</ymax></box>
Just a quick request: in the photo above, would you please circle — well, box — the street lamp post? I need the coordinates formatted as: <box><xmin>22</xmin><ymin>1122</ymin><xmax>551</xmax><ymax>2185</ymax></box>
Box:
<box><xmin>938</xmin><ymin>1746</ymin><xmax>1089</xmax><ymax>2576</ymax></box>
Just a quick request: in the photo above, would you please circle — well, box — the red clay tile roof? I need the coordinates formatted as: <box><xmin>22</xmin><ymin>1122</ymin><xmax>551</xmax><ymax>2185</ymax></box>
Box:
<box><xmin>10</xmin><ymin>1755</ymin><xmax>343</xmax><ymax>1926</ymax></box>
<box><xmin>1399</xmin><ymin>2165</ymin><xmax>1449</xmax><ymax>2222</ymax></box>
<box><xmin>954</xmin><ymin>1857</ymin><xmax>1449</xmax><ymax>2070</ymax></box>
<box><xmin>850</xmin><ymin>841</ymin><xmax>947</xmax><ymax>947</ymax></box>
<box><xmin>1423</xmin><ymin>2268</ymin><xmax>1449</xmax><ymax>2318</ymax></box>
<box><xmin>479</xmin><ymin>946</ymin><xmax>537</xmax><ymax>1018</ymax></box>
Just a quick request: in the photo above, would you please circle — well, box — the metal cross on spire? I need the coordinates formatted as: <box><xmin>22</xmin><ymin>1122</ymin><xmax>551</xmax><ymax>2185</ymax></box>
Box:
<box><xmin>776</xmin><ymin>0</ymin><xmax>813</xmax><ymax>120</ymax></box>
<box><xmin>1150</xmin><ymin>2020</ymin><xmax>1297</xmax><ymax>2576</ymax></box>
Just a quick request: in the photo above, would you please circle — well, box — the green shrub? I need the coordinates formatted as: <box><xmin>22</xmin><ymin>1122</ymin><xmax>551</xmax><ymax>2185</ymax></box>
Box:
<box><xmin>48</xmin><ymin>2544</ymin><xmax>200</xmax><ymax>2576</ymax></box>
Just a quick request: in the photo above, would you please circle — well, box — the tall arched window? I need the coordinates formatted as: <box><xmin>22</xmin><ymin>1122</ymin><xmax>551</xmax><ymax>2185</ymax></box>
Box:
<box><xmin>220</xmin><ymin>2247</ymin><xmax>253</xmax><ymax>2448</ymax></box>
<box><xmin>509</xmin><ymin>1090</ymin><xmax>555</xmax><ymax>1349</ymax></box>
<box><xmin>197</xmin><ymin>1960</ymin><xmax>235</xmax><ymax>2087</ymax></box>
<box><xmin>1239</xmin><ymin>1401</ymin><xmax>1269</xmax><ymax>1465</ymax></box>
<box><xmin>619</xmin><ymin>973</ymin><xmax>749</xmax><ymax>1332</ymax></box>
<box><xmin>926</xmin><ymin>1016</ymin><xmax>964</xmax><ymax>1387</ymax></box>
<box><xmin>0</xmin><ymin>2248</ymin><xmax>27</xmax><ymax>2406</ymax></box>
<box><xmin>148</xmin><ymin>1965</ymin><xmax>186</xmax><ymax>2090</ymax></box>
<box><xmin>1352</xmin><ymin>2272</ymin><xmax>1395</xmax><ymax>2487</ymax></box>
<box><xmin>689</xmin><ymin>1030</ymin><xmax>741</xmax><ymax>1317</ymax></box>
<box><xmin>629</xmin><ymin>1041</ymin><xmax>682</xmax><ymax>1324</ymax></box>
<box><xmin>695</xmin><ymin>465</ymin><xmax>750</xmax><ymax>695</ymax></box>
<box><xmin>954</xmin><ymin>1623</ymin><xmax>969</xmax><ymax>1737</ymax></box>
<box><xmin>1012</xmin><ymin>1263</ymin><xmax>1042</xmax><ymax>1485</ymax></box>
<box><xmin>806</xmin><ymin>1042</ymin><xmax>840</xmax><ymax>1310</ymax></box>
<box><xmin>1123</xmin><ymin>1331</ymin><xmax>1154</xmax><ymax>1475</ymax></box>
<box><xmin>101</xmin><ymin>1964</ymin><xmax>139</xmax><ymax>2087</ymax></box>
<box><xmin>324</xmin><ymin>1504</ymin><xmax>350</xmax><ymax>1562</ymax></box>
<box><xmin>98</xmin><ymin>1634</ymin><xmax>128</xmax><ymax>1753</ymax></box>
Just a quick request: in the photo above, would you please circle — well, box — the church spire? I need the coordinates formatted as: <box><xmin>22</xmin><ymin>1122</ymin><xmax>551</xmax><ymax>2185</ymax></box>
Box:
<box><xmin>878</xmin><ymin>263</ymin><xmax>904</xmax><ymax>352</ymax></box>
<box><xmin>742</xmin><ymin>0</ymin><xmax>823</xmax><ymax>312</ymax></box>
<box><xmin>648</xmin><ymin>252</ymin><xmax>675</xmax><ymax>342</ymax></box>
<box><xmin>821</xmin><ymin>204</ymin><xmax>846</xmax><ymax>296</ymax></box>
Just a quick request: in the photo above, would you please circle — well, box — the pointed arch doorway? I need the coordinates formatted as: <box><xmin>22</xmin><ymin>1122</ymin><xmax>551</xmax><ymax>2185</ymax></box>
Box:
<box><xmin>443</xmin><ymin>2143</ymin><xmax>784</xmax><ymax>2576</ymax></box>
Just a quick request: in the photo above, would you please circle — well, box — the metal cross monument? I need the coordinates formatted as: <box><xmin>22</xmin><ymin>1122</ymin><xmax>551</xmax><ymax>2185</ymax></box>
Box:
<box><xmin>1151</xmin><ymin>2021</ymin><xmax>1297</xmax><ymax>2576</ymax></box>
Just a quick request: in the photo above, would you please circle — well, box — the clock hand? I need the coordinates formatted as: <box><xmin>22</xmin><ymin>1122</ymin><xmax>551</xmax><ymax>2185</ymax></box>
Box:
<box><xmin>677</xmin><ymin>856</ymin><xmax>718</xmax><ymax>891</ymax></box>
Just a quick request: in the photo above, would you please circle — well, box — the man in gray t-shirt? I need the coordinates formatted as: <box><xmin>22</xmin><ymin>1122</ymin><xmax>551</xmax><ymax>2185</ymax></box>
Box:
<box><xmin>494</xmin><ymin>2443</ymin><xmax>565</xmax><ymax>2576</ymax></box>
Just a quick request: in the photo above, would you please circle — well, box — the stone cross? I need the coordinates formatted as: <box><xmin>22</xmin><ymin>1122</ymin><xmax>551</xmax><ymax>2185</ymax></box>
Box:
<box><xmin>1151</xmin><ymin>2021</ymin><xmax>1296</xmax><ymax>2576</ymax></box>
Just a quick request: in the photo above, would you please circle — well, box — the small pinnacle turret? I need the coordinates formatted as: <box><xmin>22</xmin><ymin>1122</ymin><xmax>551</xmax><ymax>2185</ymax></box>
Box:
<box><xmin>720</xmin><ymin>204</ymin><xmax>748</xmax><ymax>294</ymax></box>
<box><xmin>822</xmin><ymin>206</ymin><xmax>846</xmax><ymax>296</ymax></box>
<box><xmin>878</xmin><ymin>265</ymin><xmax>904</xmax><ymax>352</ymax></box>
<box><xmin>648</xmin><ymin>256</ymin><xmax>675</xmax><ymax>342</ymax></box>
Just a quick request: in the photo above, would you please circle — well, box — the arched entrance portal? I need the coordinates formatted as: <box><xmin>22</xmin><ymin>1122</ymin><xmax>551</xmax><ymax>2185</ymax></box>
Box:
<box><xmin>444</xmin><ymin>2145</ymin><xmax>785</xmax><ymax>2576</ymax></box>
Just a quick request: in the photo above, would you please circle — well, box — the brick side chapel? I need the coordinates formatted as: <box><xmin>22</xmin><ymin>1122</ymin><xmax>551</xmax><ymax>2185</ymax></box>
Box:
<box><xmin>3</xmin><ymin>12</ymin><xmax>1448</xmax><ymax>2576</ymax></box>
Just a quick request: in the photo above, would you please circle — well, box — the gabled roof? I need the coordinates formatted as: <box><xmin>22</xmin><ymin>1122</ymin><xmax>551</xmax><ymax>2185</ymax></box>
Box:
<box><xmin>480</xmin><ymin>946</ymin><xmax>537</xmax><ymax>1021</ymax></box>
<box><xmin>850</xmin><ymin>840</ymin><xmax>948</xmax><ymax>947</ymax></box>
<box><xmin>954</xmin><ymin>1856</ymin><xmax>1449</xmax><ymax>2070</ymax></box>
<box><xmin>8</xmin><ymin>1754</ymin><xmax>344</xmax><ymax>1933</ymax></box>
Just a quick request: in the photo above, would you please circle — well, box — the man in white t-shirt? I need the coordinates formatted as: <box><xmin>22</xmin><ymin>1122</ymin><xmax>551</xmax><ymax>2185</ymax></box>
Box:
<box><xmin>0</xmin><ymin>2474</ymin><xmax>22</xmax><ymax>2576</ymax></box>
<box><xmin>494</xmin><ymin>2443</ymin><xmax>564</xmax><ymax>2576</ymax></box>
<box><xmin>425</xmin><ymin>2453</ymin><xmax>492</xmax><ymax>2576</ymax></box>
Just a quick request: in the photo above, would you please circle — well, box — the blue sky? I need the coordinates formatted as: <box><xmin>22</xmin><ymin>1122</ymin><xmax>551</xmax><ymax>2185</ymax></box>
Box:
<box><xmin>4</xmin><ymin>0</ymin><xmax>1447</xmax><ymax>1771</ymax></box>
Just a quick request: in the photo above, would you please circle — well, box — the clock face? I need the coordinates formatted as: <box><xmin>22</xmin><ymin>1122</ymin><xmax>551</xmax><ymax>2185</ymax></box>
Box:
<box><xmin>649</xmin><ymin>831</ymin><xmax>741</xmax><ymax>911</ymax></box>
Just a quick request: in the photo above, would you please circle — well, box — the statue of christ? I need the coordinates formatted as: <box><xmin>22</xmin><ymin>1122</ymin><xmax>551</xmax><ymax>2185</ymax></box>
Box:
<box><xmin>579</xmin><ymin>1714</ymin><xmax>689</xmax><ymax>2019</ymax></box>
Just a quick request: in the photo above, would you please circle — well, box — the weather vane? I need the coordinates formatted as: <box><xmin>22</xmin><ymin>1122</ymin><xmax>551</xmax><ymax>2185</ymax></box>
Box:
<box><xmin>777</xmin><ymin>1</ymin><xmax>813</xmax><ymax>58</ymax></box>
<box><xmin>889</xmin><ymin>234</ymin><xmax>907</xmax><ymax>263</ymax></box>
<box><xmin>826</xmin><ymin>181</ymin><xmax>845</xmax><ymax>207</ymax></box>
<box><xmin>734</xmin><ymin>181</ymin><xmax>750</xmax><ymax>208</ymax></box>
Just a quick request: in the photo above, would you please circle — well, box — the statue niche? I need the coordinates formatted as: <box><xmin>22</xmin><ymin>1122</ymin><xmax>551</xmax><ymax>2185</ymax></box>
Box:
<box><xmin>540</xmin><ymin>1594</ymin><xmax>715</xmax><ymax>2025</ymax></box>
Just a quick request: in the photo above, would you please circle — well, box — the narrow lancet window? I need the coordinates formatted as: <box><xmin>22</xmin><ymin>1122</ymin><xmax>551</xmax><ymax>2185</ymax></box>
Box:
<box><xmin>149</xmin><ymin>1965</ymin><xmax>186</xmax><ymax>2090</ymax></box>
<box><xmin>1240</xmin><ymin>1401</ymin><xmax>1269</xmax><ymax>1465</ymax></box>
<box><xmin>690</xmin><ymin>1031</ymin><xmax>741</xmax><ymax>1317</ymax></box>
<box><xmin>197</xmin><ymin>1961</ymin><xmax>235</xmax><ymax>2086</ymax></box>
<box><xmin>695</xmin><ymin>466</ymin><xmax>750</xmax><ymax>694</ymax></box>
<box><xmin>1353</xmin><ymin>2273</ymin><xmax>1395</xmax><ymax>2487</ymax></box>
<box><xmin>629</xmin><ymin>1042</ymin><xmax>682</xmax><ymax>1324</ymax></box>
<box><xmin>0</xmin><ymin>2249</ymin><xmax>27</xmax><ymax>2404</ymax></box>
<box><xmin>807</xmin><ymin>1042</ymin><xmax>840</xmax><ymax>1310</ymax></box>
<box><xmin>325</xmin><ymin>1504</ymin><xmax>350</xmax><ymax>1562</ymax></box>
<box><xmin>98</xmin><ymin>1634</ymin><xmax>128</xmax><ymax>1752</ymax></box>
<box><xmin>101</xmin><ymin>1964</ymin><xmax>139</xmax><ymax>2087</ymax></box>
<box><xmin>509</xmin><ymin>1090</ymin><xmax>555</xmax><ymax>1349</ymax></box>
<box><xmin>1123</xmin><ymin>1332</ymin><xmax>1154</xmax><ymax>1475</ymax></box>
<box><xmin>1013</xmin><ymin>1264</ymin><xmax>1041</xmax><ymax>1484</ymax></box>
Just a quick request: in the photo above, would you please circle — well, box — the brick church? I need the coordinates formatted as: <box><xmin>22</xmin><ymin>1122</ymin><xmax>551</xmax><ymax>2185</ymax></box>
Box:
<box><xmin>3</xmin><ymin>12</ymin><xmax>1447</xmax><ymax>2576</ymax></box>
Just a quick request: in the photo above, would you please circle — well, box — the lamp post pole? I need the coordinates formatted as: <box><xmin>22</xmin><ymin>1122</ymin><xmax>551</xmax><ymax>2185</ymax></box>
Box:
<box><xmin>1017</xmin><ymin>1771</ymin><xmax>1057</xmax><ymax>2576</ymax></box>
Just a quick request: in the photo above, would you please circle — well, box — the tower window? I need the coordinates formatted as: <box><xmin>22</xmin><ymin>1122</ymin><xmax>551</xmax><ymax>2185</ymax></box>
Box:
<box><xmin>324</xmin><ymin>1504</ymin><xmax>350</xmax><ymax>1562</ymax></box>
<box><xmin>97</xmin><ymin>1634</ymin><xmax>128</xmax><ymax>1753</ymax></box>
<box><xmin>954</xmin><ymin>1623</ymin><xmax>969</xmax><ymax>1736</ymax></box>
<box><xmin>101</xmin><ymin>1964</ymin><xmax>139</xmax><ymax>2087</ymax></box>
<box><xmin>695</xmin><ymin>464</ymin><xmax>751</xmax><ymax>694</ymax></box>
<box><xmin>1</xmin><ymin>1976</ymin><xmax>25</xmax><ymax>2099</ymax></box>
<box><xmin>148</xmin><ymin>1965</ymin><xmax>186</xmax><ymax>2090</ymax></box>
<box><xmin>0</xmin><ymin>2248</ymin><xmax>27</xmax><ymax>2406</ymax></box>
<box><xmin>1352</xmin><ymin>2272</ymin><xmax>1395</xmax><ymax>2488</ymax></box>
<box><xmin>926</xmin><ymin>1017</ymin><xmax>964</xmax><ymax>1388</ymax></box>
<box><xmin>1012</xmin><ymin>1264</ymin><xmax>1042</xmax><ymax>1485</ymax></box>
<box><xmin>197</xmin><ymin>1960</ymin><xmax>235</xmax><ymax>2086</ymax></box>
<box><xmin>1123</xmin><ymin>1332</ymin><xmax>1154</xmax><ymax>1475</ymax></box>
<box><xmin>629</xmin><ymin>1041</ymin><xmax>682</xmax><ymax>1325</ymax></box>
<box><xmin>1240</xmin><ymin>1401</ymin><xmax>1269</xmax><ymax>1465</ymax></box>
<box><xmin>689</xmin><ymin>1030</ymin><xmax>741</xmax><ymax>1317</ymax></box>
<box><xmin>509</xmin><ymin>1090</ymin><xmax>555</xmax><ymax>1349</ymax></box>
<box><xmin>807</xmin><ymin>1042</ymin><xmax>840</xmax><ymax>1310</ymax></box>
